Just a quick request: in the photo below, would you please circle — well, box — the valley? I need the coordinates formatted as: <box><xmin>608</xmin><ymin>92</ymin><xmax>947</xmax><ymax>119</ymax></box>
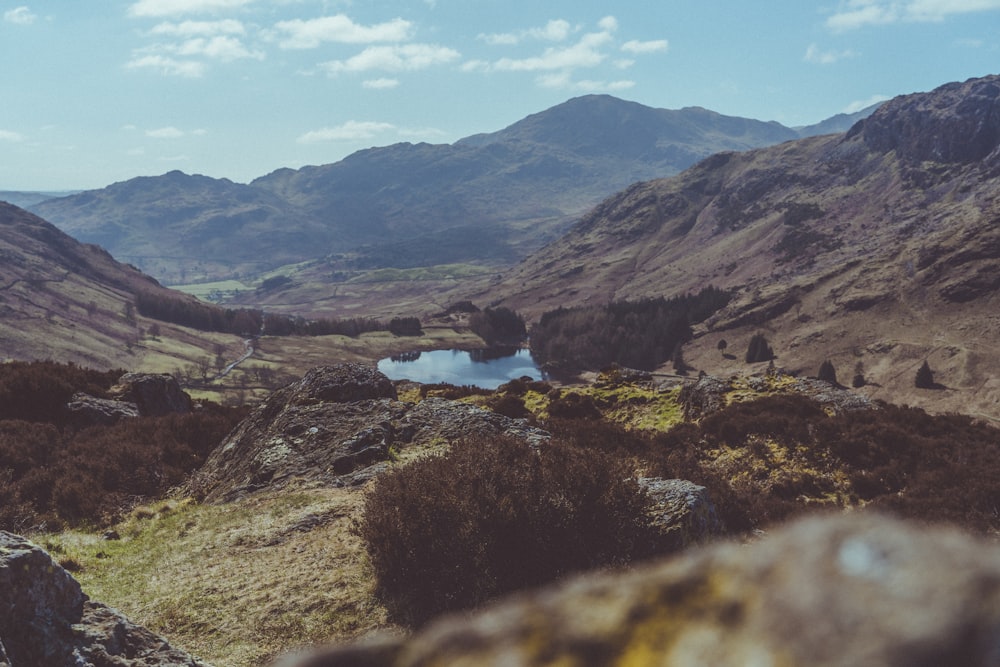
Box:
<box><xmin>2</xmin><ymin>74</ymin><xmax>1000</xmax><ymax>667</ymax></box>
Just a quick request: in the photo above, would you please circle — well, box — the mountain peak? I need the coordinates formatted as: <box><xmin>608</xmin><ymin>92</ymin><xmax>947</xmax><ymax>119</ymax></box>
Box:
<box><xmin>851</xmin><ymin>73</ymin><xmax>1000</xmax><ymax>164</ymax></box>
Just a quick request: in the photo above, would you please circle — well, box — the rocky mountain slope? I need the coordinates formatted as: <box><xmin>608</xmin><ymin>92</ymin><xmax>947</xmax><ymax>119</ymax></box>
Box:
<box><xmin>0</xmin><ymin>201</ymin><xmax>243</xmax><ymax>371</ymax></box>
<box><xmin>31</xmin><ymin>96</ymin><xmax>871</xmax><ymax>285</ymax></box>
<box><xmin>486</xmin><ymin>74</ymin><xmax>1000</xmax><ymax>421</ymax></box>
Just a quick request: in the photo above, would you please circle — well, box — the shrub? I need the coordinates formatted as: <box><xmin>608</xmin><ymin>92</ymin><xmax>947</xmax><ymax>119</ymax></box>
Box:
<box><xmin>357</xmin><ymin>434</ymin><xmax>662</xmax><ymax>625</ymax></box>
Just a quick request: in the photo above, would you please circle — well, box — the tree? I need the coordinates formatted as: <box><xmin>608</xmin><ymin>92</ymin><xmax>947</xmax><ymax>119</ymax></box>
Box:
<box><xmin>745</xmin><ymin>333</ymin><xmax>775</xmax><ymax>363</ymax></box>
<box><xmin>717</xmin><ymin>339</ymin><xmax>728</xmax><ymax>356</ymax></box>
<box><xmin>852</xmin><ymin>361</ymin><xmax>866</xmax><ymax>388</ymax></box>
<box><xmin>817</xmin><ymin>360</ymin><xmax>837</xmax><ymax>385</ymax></box>
<box><xmin>915</xmin><ymin>360</ymin><xmax>935</xmax><ymax>389</ymax></box>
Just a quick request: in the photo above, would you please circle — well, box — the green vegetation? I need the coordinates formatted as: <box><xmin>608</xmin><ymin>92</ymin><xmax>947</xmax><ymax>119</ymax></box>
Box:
<box><xmin>468</xmin><ymin>306</ymin><xmax>527</xmax><ymax>345</ymax></box>
<box><xmin>529</xmin><ymin>287</ymin><xmax>731</xmax><ymax>372</ymax></box>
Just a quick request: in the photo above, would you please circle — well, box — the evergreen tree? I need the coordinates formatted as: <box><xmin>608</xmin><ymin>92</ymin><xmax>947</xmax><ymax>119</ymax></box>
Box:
<box><xmin>915</xmin><ymin>360</ymin><xmax>935</xmax><ymax>389</ymax></box>
<box><xmin>818</xmin><ymin>360</ymin><xmax>837</xmax><ymax>385</ymax></box>
<box><xmin>717</xmin><ymin>339</ymin><xmax>728</xmax><ymax>356</ymax></box>
<box><xmin>852</xmin><ymin>361</ymin><xmax>866</xmax><ymax>388</ymax></box>
<box><xmin>745</xmin><ymin>333</ymin><xmax>775</xmax><ymax>363</ymax></box>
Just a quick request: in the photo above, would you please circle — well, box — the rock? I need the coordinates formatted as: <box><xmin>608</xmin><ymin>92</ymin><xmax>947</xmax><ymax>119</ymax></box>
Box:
<box><xmin>678</xmin><ymin>373</ymin><xmax>730</xmax><ymax>419</ymax></box>
<box><xmin>190</xmin><ymin>364</ymin><xmax>549</xmax><ymax>502</ymax></box>
<box><xmin>852</xmin><ymin>74</ymin><xmax>1000</xmax><ymax>165</ymax></box>
<box><xmin>0</xmin><ymin>531</ymin><xmax>206</xmax><ymax>667</ymax></box>
<box><xmin>66</xmin><ymin>391</ymin><xmax>140</xmax><ymax>426</ymax></box>
<box><xmin>0</xmin><ymin>532</ymin><xmax>85</xmax><ymax>666</ymax></box>
<box><xmin>637</xmin><ymin>478</ymin><xmax>723</xmax><ymax>547</ymax></box>
<box><xmin>282</xmin><ymin>514</ymin><xmax>1000</xmax><ymax>667</ymax></box>
<box><xmin>110</xmin><ymin>372</ymin><xmax>193</xmax><ymax>417</ymax></box>
<box><xmin>287</xmin><ymin>365</ymin><xmax>398</xmax><ymax>405</ymax></box>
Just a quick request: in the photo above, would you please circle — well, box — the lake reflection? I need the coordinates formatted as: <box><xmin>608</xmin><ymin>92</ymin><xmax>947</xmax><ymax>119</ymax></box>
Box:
<box><xmin>378</xmin><ymin>348</ymin><xmax>545</xmax><ymax>389</ymax></box>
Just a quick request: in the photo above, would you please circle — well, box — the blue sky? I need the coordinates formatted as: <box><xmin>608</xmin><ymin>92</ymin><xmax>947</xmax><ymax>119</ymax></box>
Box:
<box><xmin>1</xmin><ymin>0</ymin><xmax>998</xmax><ymax>190</ymax></box>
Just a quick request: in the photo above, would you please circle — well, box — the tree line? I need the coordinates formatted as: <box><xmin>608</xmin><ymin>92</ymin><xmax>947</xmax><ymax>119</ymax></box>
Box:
<box><xmin>529</xmin><ymin>287</ymin><xmax>731</xmax><ymax>372</ymax></box>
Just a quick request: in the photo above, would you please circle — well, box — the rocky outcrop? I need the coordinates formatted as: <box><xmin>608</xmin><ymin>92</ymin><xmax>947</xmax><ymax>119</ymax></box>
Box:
<box><xmin>0</xmin><ymin>531</ymin><xmax>205</xmax><ymax>667</ymax></box>
<box><xmin>852</xmin><ymin>74</ymin><xmax>1000</xmax><ymax>165</ymax></box>
<box><xmin>278</xmin><ymin>514</ymin><xmax>1000</xmax><ymax>667</ymax></box>
<box><xmin>680</xmin><ymin>372</ymin><xmax>874</xmax><ymax>420</ymax></box>
<box><xmin>638</xmin><ymin>478</ymin><xmax>723</xmax><ymax>547</ymax></box>
<box><xmin>66</xmin><ymin>392</ymin><xmax>140</xmax><ymax>425</ymax></box>
<box><xmin>110</xmin><ymin>372</ymin><xmax>193</xmax><ymax>417</ymax></box>
<box><xmin>190</xmin><ymin>364</ymin><xmax>549</xmax><ymax>502</ymax></box>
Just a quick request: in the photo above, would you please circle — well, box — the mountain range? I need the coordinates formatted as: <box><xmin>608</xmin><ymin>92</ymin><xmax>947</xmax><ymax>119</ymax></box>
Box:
<box><xmin>485</xmin><ymin>74</ymin><xmax>1000</xmax><ymax>421</ymax></box>
<box><xmin>29</xmin><ymin>96</ymin><xmax>874</xmax><ymax>285</ymax></box>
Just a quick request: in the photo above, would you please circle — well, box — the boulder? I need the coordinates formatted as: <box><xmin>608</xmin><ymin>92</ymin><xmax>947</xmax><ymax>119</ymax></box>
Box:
<box><xmin>280</xmin><ymin>514</ymin><xmax>1000</xmax><ymax>666</ymax></box>
<box><xmin>110</xmin><ymin>372</ymin><xmax>193</xmax><ymax>417</ymax></box>
<box><xmin>66</xmin><ymin>391</ymin><xmax>140</xmax><ymax>426</ymax></box>
<box><xmin>190</xmin><ymin>364</ymin><xmax>549</xmax><ymax>502</ymax></box>
<box><xmin>637</xmin><ymin>478</ymin><xmax>723</xmax><ymax>547</ymax></box>
<box><xmin>0</xmin><ymin>531</ymin><xmax>205</xmax><ymax>667</ymax></box>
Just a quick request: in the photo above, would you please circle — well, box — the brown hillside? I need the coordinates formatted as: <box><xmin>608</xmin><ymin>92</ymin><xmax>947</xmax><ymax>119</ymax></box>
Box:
<box><xmin>486</xmin><ymin>74</ymin><xmax>1000</xmax><ymax>421</ymax></box>
<box><xmin>0</xmin><ymin>202</ymin><xmax>240</xmax><ymax>372</ymax></box>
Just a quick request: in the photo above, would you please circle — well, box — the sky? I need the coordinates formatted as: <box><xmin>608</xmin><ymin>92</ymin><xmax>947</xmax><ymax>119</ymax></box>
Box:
<box><xmin>1</xmin><ymin>0</ymin><xmax>998</xmax><ymax>191</ymax></box>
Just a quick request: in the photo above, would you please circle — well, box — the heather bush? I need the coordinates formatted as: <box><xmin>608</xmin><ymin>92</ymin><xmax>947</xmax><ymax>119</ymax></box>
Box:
<box><xmin>0</xmin><ymin>370</ymin><xmax>246</xmax><ymax>532</ymax></box>
<box><xmin>357</xmin><ymin>434</ymin><xmax>663</xmax><ymax>625</ymax></box>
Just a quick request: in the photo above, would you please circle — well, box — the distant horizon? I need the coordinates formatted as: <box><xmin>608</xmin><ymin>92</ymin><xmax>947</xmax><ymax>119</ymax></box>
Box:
<box><xmin>2</xmin><ymin>1</ymin><xmax>998</xmax><ymax>191</ymax></box>
<box><xmin>0</xmin><ymin>91</ymin><xmax>882</xmax><ymax>193</ymax></box>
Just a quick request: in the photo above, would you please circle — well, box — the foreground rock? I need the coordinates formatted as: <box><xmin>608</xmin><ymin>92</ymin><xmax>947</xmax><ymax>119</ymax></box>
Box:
<box><xmin>280</xmin><ymin>514</ymin><xmax>1000</xmax><ymax>667</ymax></box>
<box><xmin>0</xmin><ymin>532</ymin><xmax>205</xmax><ymax>667</ymax></box>
<box><xmin>190</xmin><ymin>364</ymin><xmax>549</xmax><ymax>502</ymax></box>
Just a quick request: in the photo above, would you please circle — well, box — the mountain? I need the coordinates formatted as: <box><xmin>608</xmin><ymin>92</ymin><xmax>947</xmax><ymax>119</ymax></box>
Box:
<box><xmin>486</xmin><ymin>74</ymin><xmax>1000</xmax><ymax>421</ymax></box>
<box><xmin>0</xmin><ymin>201</ymin><xmax>237</xmax><ymax>370</ymax></box>
<box><xmin>31</xmin><ymin>97</ymin><xmax>870</xmax><ymax>285</ymax></box>
<box><xmin>0</xmin><ymin>190</ymin><xmax>77</xmax><ymax>208</ymax></box>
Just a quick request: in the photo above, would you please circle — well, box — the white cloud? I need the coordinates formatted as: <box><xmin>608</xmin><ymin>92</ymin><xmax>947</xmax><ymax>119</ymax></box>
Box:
<box><xmin>128</xmin><ymin>0</ymin><xmax>254</xmax><ymax>18</ymax></box>
<box><xmin>149</xmin><ymin>19</ymin><xmax>245</xmax><ymax>36</ymax></box>
<box><xmin>827</xmin><ymin>0</ymin><xmax>1000</xmax><ymax>30</ymax></box>
<box><xmin>0</xmin><ymin>130</ymin><xmax>24</xmax><ymax>142</ymax></box>
<box><xmin>3</xmin><ymin>6</ymin><xmax>36</xmax><ymax>25</ymax></box>
<box><xmin>170</xmin><ymin>35</ymin><xmax>264</xmax><ymax>60</ymax></box>
<box><xmin>493</xmin><ymin>30</ymin><xmax>612</xmax><ymax>72</ymax></box>
<box><xmin>363</xmin><ymin>77</ymin><xmax>400</xmax><ymax>89</ymax></box>
<box><xmin>537</xmin><ymin>72</ymin><xmax>634</xmax><ymax>91</ymax></box>
<box><xmin>320</xmin><ymin>43</ymin><xmax>460</xmax><ymax>74</ymax></box>
<box><xmin>460</xmin><ymin>59</ymin><xmax>490</xmax><ymax>73</ymax></box>
<box><xmin>126</xmin><ymin>54</ymin><xmax>206</xmax><ymax>77</ymax></box>
<box><xmin>480</xmin><ymin>19</ymin><xmax>573</xmax><ymax>46</ymax></box>
<box><xmin>297</xmin><ymin>121</ymin><xmax>397</xmax><ymax>143</ymax></box>
<box><xmin>598</xmin><ymin>16</ymin><xmax>618</xmax><ymax>31</ymax></box>
<box><xmin>273</xmin><ymin>15</ymin><xmax>411</xmax><ymax>49</ymax></box>
<box><xmin>146</xmin><ymin>126</ymin><xmax>186</xmax><ymax>138</ymax></box>
<box><xmin>843</xmin><ymin>93</ymin><xmax>891</xmax><ymax>113</ymax></box>
<box><xmin>621</xmin><ymin>39</ymin><xmax>668</xmax><ymax>54</ymax></box>
<box><xmin>804</xmin><ymin>43</ymin><xmax>858</xmax><ymax>64</ymax></box>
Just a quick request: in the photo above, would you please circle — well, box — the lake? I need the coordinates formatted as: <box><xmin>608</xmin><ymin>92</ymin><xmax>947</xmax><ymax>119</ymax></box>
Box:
<box><xmin>377</xmin><ymin>348</ymin><xmax>546</xmax><ymax>389</ymax></box>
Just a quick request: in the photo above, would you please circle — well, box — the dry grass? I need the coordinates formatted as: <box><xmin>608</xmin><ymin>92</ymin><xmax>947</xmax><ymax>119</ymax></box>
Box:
<box><xmin>40</xmin><ymin>487</ymin><xmax>396</xmax><ymax>667</ymax></box>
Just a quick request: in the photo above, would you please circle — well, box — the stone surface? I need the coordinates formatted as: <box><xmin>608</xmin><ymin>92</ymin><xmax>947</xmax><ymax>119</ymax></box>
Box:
<box><xmin>0</xmin><ymin>531</ymin><xmax>206</xmax><ymax>667</ymax></box>
<box><xmin>637</xmin><ymin>478</ymin><xmax>723</xmax><ymax>547</ymax></box>
<box><xmin>110</xmin><ymin>372</ymin><xmax>193</xmax><ymax>417</ymax></box>
<box><xmin>66</xmin><ymin>391</ymin><xmax>141</xmax><ymax>426</ymax></box>
<box><xmin>281</xmin><ymin>514</ymin><xmax>1000</xmax><ymax>667</ymax></box>
<box><xmin>854</xmin><ymin>74</ymin><xmax>1000</xmax><ymax>165</ymax></box>
<box><xmin>190</xmin><ymin>364</ymin><xmax>549</xmax><ymax>502</ymax></box>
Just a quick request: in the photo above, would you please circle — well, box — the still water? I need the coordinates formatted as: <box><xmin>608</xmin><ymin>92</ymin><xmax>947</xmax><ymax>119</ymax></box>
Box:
<box><xmin>377</xmin><ymin>348</ymin><xmax>545</xmax><ymax>389</ymax></box>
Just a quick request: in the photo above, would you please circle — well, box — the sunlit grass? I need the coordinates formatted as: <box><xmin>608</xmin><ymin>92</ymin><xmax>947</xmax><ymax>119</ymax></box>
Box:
<box><xmin>40</xmin><ymin>488</ymin><xmax>394</xmax><ymax>667</ymax></box>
